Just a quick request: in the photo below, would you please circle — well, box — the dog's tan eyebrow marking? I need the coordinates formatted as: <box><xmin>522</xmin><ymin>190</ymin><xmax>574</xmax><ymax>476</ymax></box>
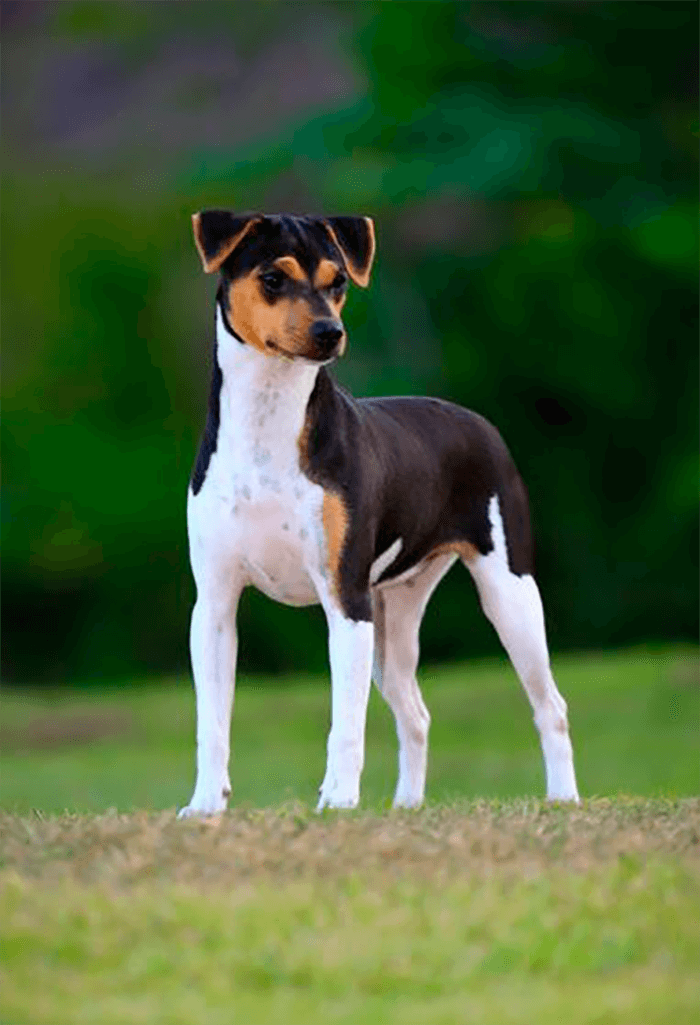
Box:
<box><xmin>272</xmin><ymin>256</ymin><xmax>307</xmax><ymax>282</ymax></box>
<box><xmin>314</xmin><ymin>259</ymin><xmax>342</xmax><ymax>289</ymax></box>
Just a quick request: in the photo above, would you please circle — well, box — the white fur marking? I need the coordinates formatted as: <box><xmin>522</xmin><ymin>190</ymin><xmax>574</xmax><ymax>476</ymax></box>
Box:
<box><xmin>369</xmin><ymin>537</ymin><xmax>403</xmax><ymax>585</ymax></box>
<box><xmin>178</xmin><ymin>585</ymin><xmax>241</xmax><ymax>818</ymax></box>
<box><xmin>488</xmin><ymin>493</ymin><xmax>508</xmax><ymax>563</ymax></box>
<box><xmin>317</xmin><ymin>615</ymin><xmax>374</xmax><ymax>810</ymax></box>
<box><xmin>466</xmin><ymin>494</ymin><xmax>579</xmax><ymax>802</ymax></box>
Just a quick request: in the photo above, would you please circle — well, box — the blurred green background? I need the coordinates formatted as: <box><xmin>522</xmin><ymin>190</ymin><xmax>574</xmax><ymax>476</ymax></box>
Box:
<box><xmin>2</xmin><ymin>0</ymin><xmax>698</xmax><ymax>684</ymax></box>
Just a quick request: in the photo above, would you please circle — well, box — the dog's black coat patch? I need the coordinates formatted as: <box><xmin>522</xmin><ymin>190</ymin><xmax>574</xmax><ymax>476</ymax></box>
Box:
<box><xmin>197</xmin><ymin>211</ymin><xmax>257</xmax><ymax>265</ymax></box>
<box><xmin>191</xmin><ymin>309</ymin><xmax>224</xmax><ymax>496</ymax></box>
<box><xmin>325</xmin><ymin>217</ymin><xmax>374</xmax><ymax>280</ymax></box>
<box><xmin>216</xmin><ymin>281</ymin><xmax>246</xmax><ymax>342</ymax></box>
<box><xmin>301</xmin><ymin>369</ymin><xmax>532</xmax><ymax>621</ymax></box>
<box><xmin>219</xmin><ymin>215</ymin><xmax>350</xmax><ymax>284</ymax></box>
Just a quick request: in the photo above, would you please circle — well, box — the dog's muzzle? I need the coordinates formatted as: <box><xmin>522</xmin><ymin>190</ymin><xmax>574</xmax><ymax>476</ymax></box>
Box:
<box><xmin>311</xmin><ymin>319</ymin><xmax>344</xmax><ymax>360</ymax></box>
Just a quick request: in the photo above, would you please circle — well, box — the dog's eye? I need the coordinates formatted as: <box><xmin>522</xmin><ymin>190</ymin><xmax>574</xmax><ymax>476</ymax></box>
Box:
<box><xmin>261</xmin><ymin>269</ymin><xmax>286</xmax><ymax>293</ymax></box>
<box><xmin>330</xmin><ymin>272</ymin><xmax>347</xmax><ymax>292</ymax></box>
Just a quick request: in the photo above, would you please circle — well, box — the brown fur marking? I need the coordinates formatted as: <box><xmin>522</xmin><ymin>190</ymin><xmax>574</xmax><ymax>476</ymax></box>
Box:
<box><xmin>192</xmin><ymin>214</ymin><xmax>259</xmax><ymax>274</ymax></box>
<box><xmin>427</xmin><ymin>540</ymin><xmax>479</xmax><ymax>564</ymax></box>
<box><xmin>228</xmin><ymin>275</ymin><xmax>315</xmax><ymax>357</ymax></box>
<box><xmin>320</xmin><ymin>258</ymin><xmax>347</xmax><ymax>335</ymax></box>
<box><xmin>314</xmin><ymin>259</ymin><xmax>342</xmax><ymax>289</ymax></box>
<box><xmin>228</xmin><ymin>275</ymin><xmax>267</xmax><ymax>353</ymax></box>
<box><xmin>273</xmin><ymin>255</ymin><xmax>307</xmax><ymax>282</ymax></box>
<box><xmin>323</xmin><ymin>491</ymin><xmax>349</xmax><ymax>597</ymax></box>
<box><xmin>297</xmin><ymin>409</ymin><xmax>312</xmax><ymax>473</ymax></box>
<box><xmin>336</xmin><ymin>325</ymin><xmax>347</xmax><ymax>357</ymax></box>
<box><xmin>324</xmin><ymin>288</ymin><xmax>347</xmax><ymax>323</ymax></box>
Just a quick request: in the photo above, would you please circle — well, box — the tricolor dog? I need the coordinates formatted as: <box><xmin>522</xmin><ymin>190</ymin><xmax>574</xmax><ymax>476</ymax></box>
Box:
<box><xmin>179</xmin><ymin>210</ymin><xmax>580</xmax><ymax>817</ymax></box>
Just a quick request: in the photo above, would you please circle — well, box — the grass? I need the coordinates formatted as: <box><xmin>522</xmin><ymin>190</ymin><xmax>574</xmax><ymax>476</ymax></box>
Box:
<box><xmin>2</xmin><ymin>799</ymin><xmax>699</xmax><ymax>1025</ymax></box>
<box><xmin>2</xmin><ymin>863</ymin><xmax>696</xmax><ymax>1025</ymax></box>
<box><xmin>1</xmin><ymin>646</ymin><xmax>699</xmax><ymax>1024</ymax></box>
<box><xmin>1</xmin><ymin>645</ymin><xmax>698</xmax><ymax>813</ymax></box>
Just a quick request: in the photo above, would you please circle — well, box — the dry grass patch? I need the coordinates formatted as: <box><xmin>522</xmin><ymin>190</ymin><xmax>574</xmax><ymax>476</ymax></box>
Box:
<box><xmin>2</xmin><ymin>797</ymin><xmax>698</xmax><ymax>887</ymax></box>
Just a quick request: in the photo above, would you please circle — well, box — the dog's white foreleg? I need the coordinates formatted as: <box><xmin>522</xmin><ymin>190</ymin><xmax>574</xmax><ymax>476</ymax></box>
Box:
<box><xmin>179</xmin><ymin>584</ymin><xmax>242</xmax><ymax>818</ymax></box>
<box><xmin>317</xmin><ymin>609</ymin><xmax>374</xmax><ymax>810</ymax></box>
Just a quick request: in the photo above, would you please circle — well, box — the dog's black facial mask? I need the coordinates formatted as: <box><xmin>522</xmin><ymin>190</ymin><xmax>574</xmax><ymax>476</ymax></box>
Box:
<box><xmin>192</xmin><ymin>212</ymin><xmax>375</xmax><ymax>362</ymax></box>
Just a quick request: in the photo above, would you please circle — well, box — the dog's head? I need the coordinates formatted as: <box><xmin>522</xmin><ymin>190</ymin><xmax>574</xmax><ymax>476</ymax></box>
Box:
<box><xmin>192</xmin><ymin>211</ymin><xmax>375</xmax><ymax>363</ymax></box>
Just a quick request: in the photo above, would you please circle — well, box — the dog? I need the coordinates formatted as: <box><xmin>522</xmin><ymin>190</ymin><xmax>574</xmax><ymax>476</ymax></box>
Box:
<box><xmin>178</xmin><ymin>210</ymin><xmax>580</xmax><ymax>817</ymax></box>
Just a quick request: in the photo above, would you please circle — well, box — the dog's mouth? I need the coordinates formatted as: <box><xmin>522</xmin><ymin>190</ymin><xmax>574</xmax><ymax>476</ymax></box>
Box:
<box><xmin>264</xmin><ymin>339</ymin><xmax>340</xmax><ymax>365</ymax></box>
<box><xmin>264</xmin><ymin>339</ymin><xmax>296</xmax><ymax>359</ymax></box>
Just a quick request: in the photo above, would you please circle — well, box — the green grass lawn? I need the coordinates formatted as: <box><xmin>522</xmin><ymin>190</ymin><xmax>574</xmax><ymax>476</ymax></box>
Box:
<box><xmin>2</xmin><ymin>646</ymin><xmax>698</xmax><ymax>1025</ymax></box>
<box><xmin>2</xmin><ymin>798</ymin><xmax>699</xmax><ymax>1025</ymax></box>
<box><xmin>1</xmin><ymin>645</ymin><xmax>698</xmax><ymax>813</ymax></box>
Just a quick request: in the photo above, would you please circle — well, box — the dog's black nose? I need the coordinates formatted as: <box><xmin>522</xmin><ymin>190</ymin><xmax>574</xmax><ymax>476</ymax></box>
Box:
<box><xmin>311</xmin><ymin>320</ymin><xmax>343</xmax><ymax>353</ymax></box>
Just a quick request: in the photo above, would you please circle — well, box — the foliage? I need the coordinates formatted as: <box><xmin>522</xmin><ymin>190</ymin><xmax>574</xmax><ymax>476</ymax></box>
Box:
<box><xmin>2</xmin><ymin>2</ymin><xmax>697</xmax><ymax>680</ymax></box>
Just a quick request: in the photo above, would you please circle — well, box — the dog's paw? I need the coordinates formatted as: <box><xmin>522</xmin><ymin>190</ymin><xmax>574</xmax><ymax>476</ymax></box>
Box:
<box><xmin>177</xmin><ymin>792</ymin><xmax>228</xmax><ymax>819</ymax></box>
<box><xmin>316</xmin><ymin>780</ymin><xmax>359</xmax><ymax>812</ymax></box>
<box><xmin>546</xmin><ymin>790</ymin><xmax>580</xmax><ymax>805</ymax></box>
<box><xmin>549</xmin><ymin>783</ymin><xmax>582</xmax><ymax>807</ymax></box>
<box><xmin>392</xmin><ymin>791</ymin><xmax>424</xmax><ymax>810</ymax></box>
<box><xmin>316</xmin><ymin>794</ymin><xmax>359</xmax><ymax>812</ymax></box>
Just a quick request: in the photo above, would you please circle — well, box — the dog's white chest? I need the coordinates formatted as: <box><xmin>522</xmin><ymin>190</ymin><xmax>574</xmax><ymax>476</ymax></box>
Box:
<box><xmin>188</xmin><ymin>319</ymin><xmax>325</xmax><ymax>607</ymax></box>
<box><xmin>221</xmin><ymin>456</ymin><xmax>323</xmax><ymax>607</ymax></box>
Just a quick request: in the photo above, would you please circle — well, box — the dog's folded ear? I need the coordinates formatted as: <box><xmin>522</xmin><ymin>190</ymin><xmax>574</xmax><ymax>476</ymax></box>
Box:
<box><xmin>192</xmin><ymin>211</ymin><xmax>260</xmax><ymax>273</ymax></box>
<box><xmin>324</xmin><ymin>217</ymin><xmax>376</xmax><ymax>287</ymax></box>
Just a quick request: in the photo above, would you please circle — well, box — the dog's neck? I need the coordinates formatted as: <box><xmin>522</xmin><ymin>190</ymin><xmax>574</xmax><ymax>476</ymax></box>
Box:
<box><xmin>215</xmin><ymin>305</ymin><xmax>320</xmax><ymax>457</ymax></box>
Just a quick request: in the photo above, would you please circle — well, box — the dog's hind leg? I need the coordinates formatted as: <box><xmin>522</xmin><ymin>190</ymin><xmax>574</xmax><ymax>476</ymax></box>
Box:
<box><xmin>463</xmin><ymin>499</ymin><xmax>579</xmax><ymax>802</ymax></box>
<box><xmin>373</xmin><ymin>553</ymin><xmax>457</xmax><ymax>808</ymax></box>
